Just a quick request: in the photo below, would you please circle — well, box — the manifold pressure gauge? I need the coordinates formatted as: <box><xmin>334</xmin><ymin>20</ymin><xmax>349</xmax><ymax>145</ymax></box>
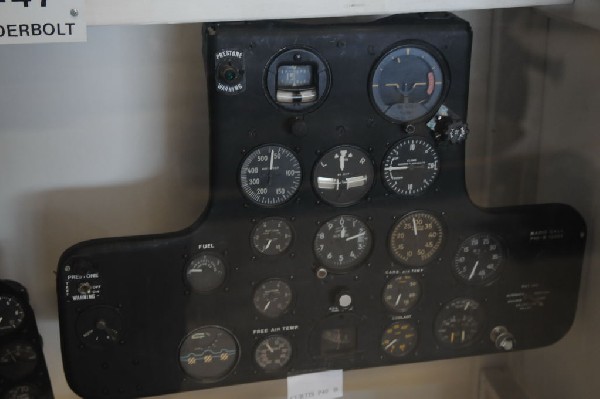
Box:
<box><xmin>239</xmin><ymin>145</ymin><xmax>302</xmax><ymax>207</ymax></box>
<box><xmin>382</xmin><ymin>138</ymin><xmax>440</xmax><ymax>197</ymax></box>
<box><xmin>313</xmin><ymin>145</ymin><xmax>374</xmax><ymax>207</ymax></box>
<box><xmin>254</xmin><ymin>335</ymin><xmax>293</xmax><ymax>373</ymax></box>
<box><xmin>370</xmin><ymin>44</ymin><xmax>446</xmax><ymax>123</ymax></box>
<box><xmin>388</xmin><ymin>211</ymin><xmax>444</xmax><ymax>267</ymax></box>
<box><xmin>453</xmin><ymin>234</ymin><xmax>504</xmax><ymax>284</ymax></box>
<box><xmin>314</xmin><ymin>215</ymin><xmax>372</xmax><ymax>272</ymax></box>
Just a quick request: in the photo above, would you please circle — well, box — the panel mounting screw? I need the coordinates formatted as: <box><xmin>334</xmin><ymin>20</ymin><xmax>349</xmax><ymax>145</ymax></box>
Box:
<box><xmin>70</xmin><ymin>9</ymin><xmax>79</xmax><ymax>17</ymax></box>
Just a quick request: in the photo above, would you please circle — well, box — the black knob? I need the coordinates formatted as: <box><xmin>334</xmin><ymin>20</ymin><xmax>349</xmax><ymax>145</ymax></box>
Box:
<box><xmin>218</xmin><ymin>63</ymin><xmax>241</xmax><ymax>84</ymax></box>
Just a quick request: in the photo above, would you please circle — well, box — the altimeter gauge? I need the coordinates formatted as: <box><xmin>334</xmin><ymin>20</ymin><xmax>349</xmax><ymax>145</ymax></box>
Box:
<box><xmin>382</xmin><ymin>138</ymin><xmax>439</xmax><ymax>197</ymax></box>
<box><xmin>312</xmin><ymin>145</ymin><xmax>374</xmax><ymax>206</ymax></box>
<box><xmin>370</xmin><ymin>44</ymin><xmax>447</xmax><ymax>123</ymax></box>
<box><xmin>388</xmin><ymin>211</ymin><xmax>444</xmax><ymax>266</ymax></box>
<box><xmin>239</xmin><ymin>145</ymin><xmax>302</xmax><ymax>207</ymax></box>
<box><xmin>314</xmin><ymin>215</ymin><xmax>372</xmax><ymax>272</ymax></box>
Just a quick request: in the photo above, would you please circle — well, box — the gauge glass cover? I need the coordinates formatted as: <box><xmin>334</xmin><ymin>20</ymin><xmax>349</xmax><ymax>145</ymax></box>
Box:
<box><xmin>251</xmin><ymin>217</ymin><xmax>294</xmax><ymax>256</ymax></box>
<box><xmin>382</xmin><ymin>138</ymin><xmax>439</xmax><ymax>197</ymax></box>
<box><xmin>179</xmin><ymin>326</ymin><xmax>239</xmax><ymax>382</ymax></box>
<box><xmin>434</xmin><ymin>298</ymin><xmax>484</xmax><ymax>347</ymax></box>
<box><xmin>312</xmin><ymin>145</ymin><xmax>374</xmax><ymax>206</ymax></box>
<box><xmin>254</xmin><ymin>335</ymin><xmax>293</xmax><ymax>373</ymax></box>
<box><xmin>239</xmin><ymin>145</ymin><xmax>302</xmax><ymax>207</ymax></box>
<box><xmin>370</xmin><ymin>44</ymin><xmax>446</xmax><ymax>123</ymax></box>
<box><xmin>0</xmin><ymin>295</ymin><xmax>25</xmax><ymax>337</ymax></box>
<box><xmin>381</xmin><ymin>321</ymin><xmax>418</xmax><ymax>357</ymax></box>
<box><xmin>389</xmin><ymin>211</ymin><xmax>444</xmax><ymax>266</ymax></box>
<box><xmin>0</xmin><ymin>342</ymin><xmax>38</xmax><ymax>380</ymax></box>
<box><xmin>253</xmin><ymin>279</ymin><xmax>293</xmax><ymax>318</ymax></box>
<box><xmin>382</xmin><ymin>275</ymin><xmax>421</xmax><ymax>313</ymax></box>
<box><xmin>185</xmin><ymin>253</ymin><xmax>227</xmax><ymax>293</ymax></box>
<box><xmin>314</xmin><ymin>215</ymin><xmax>372</xmax><ymax>271</ymax></box>
<box><xmin>453</xmin><ymin>234</ymin><xmax>504</xmax><ymax>284</ymax></box>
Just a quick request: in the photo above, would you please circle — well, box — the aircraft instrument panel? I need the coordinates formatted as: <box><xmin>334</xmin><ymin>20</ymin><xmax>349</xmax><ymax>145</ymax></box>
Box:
<box><xmin>56</xmin><ymin>14</ymin><xmax>586</xmax><ymax>398</ymax></box>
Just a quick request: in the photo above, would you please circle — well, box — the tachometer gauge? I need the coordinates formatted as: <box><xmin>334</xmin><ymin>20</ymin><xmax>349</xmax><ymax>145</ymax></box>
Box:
<box><xmin>179</xmin><ymin>326</ymin><xmax>239</xmax><ymax>382</ymax></box>
<box><xmin>312</xmin><ymin>145</ymin><xmax>374</xmax><ymax>206</ymax></box>
<box><xmin>453</xmin><ymin>234</ymin><xmax>504</xmax><ymax>284</ymax></box>
<box><xmin>380</xmin><ymin>321</ymin><xmax>418</xmax><ymax>357</ymax></box>
<box><xmin>254</xmin><ymin>335</ymin><xmax>293</xmax><ymax>373</ymax></box>
<box><xmin>253</xmin><ymin>279</ymin><xmax>293</xmax><ymax>318</ymax></box>
<box><xmin>382</xmin><ymin>138</ymin><xmax>439</xmax><ymax>197</ymax></box>
<box><xmin>0</xmin><ymin>295</ymin><xmax>25</xmax><ymax>337</ymax></box>
<box><xmin>370</xmin><ymin>44</ymin><xmax>446</xmax><ymax>123</ymax></box>
<box><xmin>434</xmin><ymin>298</ymin><xmax>484</xmax><ymax>347</ymax></box>
<box><xmin>314</xmin><ymin>215</ymin><xmax>372</xmax><ymax>272</ymax></box>
<box><xmin>239</xmin><ymin>145</ymin><xmax>302</xmax><ymax>207</ymax></box>
<box><xmin>382</xmin><ymin>275</ymin><xmax>421</xmax><ymax>313</ymax></box>
<box><xmin>388</xmin><ymin>211</ymin><xmax>444</xmax><ymax>266</ymax></box>
<box><xmin>185</xmin><ymin>253</ymin><xmax>227</xmax><ymax>293</ymax></box>
<box><xmin>251</xmin><ymin>217</ymin><xmax>294</xmax><ymax>256</ymax></box>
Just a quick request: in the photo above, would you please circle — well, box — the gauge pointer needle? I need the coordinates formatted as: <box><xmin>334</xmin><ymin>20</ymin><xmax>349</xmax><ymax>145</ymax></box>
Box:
<box><xmin>468</xmin><ymin>261</ymin><xmax>480</xmax><ymax>280</ymax></box>
<box><xmin>269</xmin><ymin>150</ymin><xmax>274</xmax><ymax>171</ymax></box>
<box><xmin>264</xmin><ymin>239</ymin><xmax>273</xmax><ymax>250</ymax></box>
<box><xmin>264</xmin><ymin>301</ymin><xmax>271</xmax><ymax>311</ymax></box>
<box><xmin>412</xmin><ymin>217</ymin><xmax>418</xmax><ymax>236</ymax></box>
<box><xmin>385</xmin><ymin>339</ymin><xmax>398</xmax><ymax>350</ymax></box>
<box><xmin>346</xmin><ymin>232</ymin><xmax>365</xmax><ymax>241</ymax></box>
<box><xmin>395</xmin><ymin>294</ymin><xmax>402</xmax><ymax>306</ymax></box>
<box><xmin>266</xmin><ymin>343</ymin><xmax>274</xmax><ymax>353</ymax></box>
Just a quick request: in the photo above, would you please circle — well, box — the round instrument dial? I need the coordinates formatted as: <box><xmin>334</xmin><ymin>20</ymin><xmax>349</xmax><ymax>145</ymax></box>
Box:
<box><xmin>253</xmin><ymin>279</ymin><xmax>293</xmax><ymax>318</ymax></box>
<box><xmin>389</xmin><ymin>211</ymin><xmax>444</xmax><ymax>266</ymax></box>
<box><xmin>382</xmin><ymin>275</ymin><xmax>421</xmax><ymax>313</ymax></box>
<box><xmin>251</xmin><ymin>217</ymin><xmax>294</xmax><ymax>256</ymax></box>
<box><xmin>434</xmin><ymin>298</ymin><xmax>484</xmax><ymax>347</ymax></box>
<box><xmin>370</xmin><ymin>44</ymin><xmax>446</xmax><ymax>123</ymax></box>
<box><xmin>76</xmin><ymin>306</ymin><xmax>122</xmax><ymax>349</ymax></box>
<box><xmin>381</xmin><ymin>321</ymin><xmax>418</xmax><ymax>357</ymax></box>
<box><xmin>254</xmin><ymin>335</ymin><xmax>293</xmax><ymax>373</ymax></box>
<box><xmin>312</xmin><ymin>145</ymin><xmax>374</xmax><ymax>206</ymax></box>
<box><xmin>453</xmin><ymin>234</ymin><xmax>504</xmax><ymax>284</ymax></box>
<box><xmin>2</xmin><ymin>385</ymin><xmax>42</xmax><ymax>399</ymax></box>
<box><xmin>314</xmin><ymin>215</ymin><xmax>372</xmax><ymax>272</ymax></box>
<box><xmin>185</xmin><ymin>253</ymin><xmax>227</xmax><ymax>293</ymax></box>
<box><xmin>0</xmin><ymin>342</ymin><xmax>38</xmax><ymax>380</ymax></box>
<box><xmin>239</xmin><ymin>145</ymin><xmax>302</xmax><ymax>207</ymax></box>
<box><xmin>382</xmin><ymin>138</ymin><xmax>440</xmax><ymax>197</ymax></box>
<box><xmin>179</xmin><ymin>326</ymin><xmax>239</xmax><ymax>382</ymax></box>
<box><xmin>0</xmin><ymin>295</ymin><xmax>25</xmax><ymax>337</ymax></box>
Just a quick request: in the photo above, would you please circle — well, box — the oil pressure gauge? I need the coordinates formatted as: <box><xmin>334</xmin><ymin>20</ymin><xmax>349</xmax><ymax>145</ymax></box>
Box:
<box><xmin>312</xmin><ymin>145</ymin><xmax>374</xmax><ymax>207</ymax></box>
<box><xmin>370</xmin><ymin>44</ymin><xmax>447</xmax><ymax>123</ymax></box>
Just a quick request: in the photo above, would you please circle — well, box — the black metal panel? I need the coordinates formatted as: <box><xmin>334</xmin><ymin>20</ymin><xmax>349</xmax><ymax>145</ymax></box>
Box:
<box><xmin>56</xmin><ymin>14</ymin><xmax>586</xmax><ymax>398</ymax></box>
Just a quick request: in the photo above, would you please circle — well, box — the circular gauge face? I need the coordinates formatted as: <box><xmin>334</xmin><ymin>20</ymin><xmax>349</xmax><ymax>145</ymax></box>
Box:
<box><xmin>76</xmin><ymin>306</ymin><xmax>122</xmax><ymax>349</ymax></box>
<box><xmin>381</xmin><ymin>321</ymin><xmax>418</xmax><ymax>358</ymax></box>
<box><xmin>239</xmin><ymin>145</ymin><xmax>302</xmax><ymax>207</ymax></box>
<box><xmin>179</xmin><ymin>326</ymin><xmax>239</xmax><ymax>382</ymax></box>
<box><xmin>0</xmin><ymin>342</ymin><xmax>38</xmax><ymax>380</ymax></box>
<box><xmin>254</xmin><ymin>335</ymin><xmax>293</xmax><ymax>373</ymax></box>
<box><xmin>434</xmin><ymin>298</ymin><xmax>485</xmax><ymax>347</ymax></box>
<box><xmin>370</xmin><ymin>44</ymin><xmax>446</xmax><ymax>123</ymax></box>
<box><xmin>389</xmin><ymin>211</ymin><xmax>444</xmax><ymax>266</ymax></box>
<box><xmin>314</xmin><ymin>215</ymin><xmax>372</xmax><ymax>272</ymax></box>
<box><xmin>253</xmin><ymin>279</ymin><xmax>293</xmax><ymax>318</ymax></box>
<box><xmin>185</xmin><ymin>253</ymin><xmax>227</xmax><ymax>293</ymax></box>
<box><xmin>453</xmin><ymin>234</ymin><xmax>504</xmax><ymax>284</ymax></box>
<box><xmin>2</xmin><ymin>385</ymin><xmax>41</xmax><ymax>399</ymax></box>
<box><xmin>312</xmin><ymin>146</ymin><xmax>374</xmax><ymax>206</ymax></box>
<box><xmin>382</xmin><ymin>138</ymin><xmax>440</xmax><ymax>197</ymax></box>
<box><xmin>382</xmin><ymin>275</ymin><xmax>421</xmax><ymax>313</ymax></box>
<box><xmin>251</xmin><ymin>217</ymin><xmax>294</xmax><ymax>256</ymax></box>
<box><xmin>0</xmin><ymin>296</ymin><xmax>26</xmax><ymax>337</ymax></box>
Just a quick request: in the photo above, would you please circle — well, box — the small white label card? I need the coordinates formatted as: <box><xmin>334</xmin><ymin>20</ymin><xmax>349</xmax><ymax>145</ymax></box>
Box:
<box><xmin>287</xmin><ymin>370</ymin><xmax>344</xmax><ymax>399</ymax></box>
<box><xmin>0</xmin><ymin>0</ymin><xmax>86</xmax><ymax>45</ymax></box>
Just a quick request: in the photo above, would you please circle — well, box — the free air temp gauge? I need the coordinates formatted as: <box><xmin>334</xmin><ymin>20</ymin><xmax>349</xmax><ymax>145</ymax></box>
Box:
<box><xmin>370</xmin><ymin>43</ymin><xmax>447</xmax><ymax>124</ymax></box>
<box><xmin>239</xmin><ymin>145</ymin><xmax>302</xmax><ymax>207</ymax></box>
<box><xmin>312</xmin><ymin>145</ymin><xmax>374</xmax><ymax>207</ymax></box>
<box><xmin>254</xmin><ymin>335</ymin><xmax>293</xmax><ymax>373</ymax></box>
